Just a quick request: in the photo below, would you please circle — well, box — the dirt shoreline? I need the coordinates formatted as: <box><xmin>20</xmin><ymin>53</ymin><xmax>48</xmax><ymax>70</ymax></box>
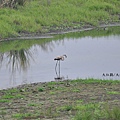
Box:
<box><xmin>0</xmin><ymin>22</ymin><xmax>120</xmax><ymax>42</ymax></box>
<box><xmin>0</xmin><ymin>80</ymin><xmax>120</xmax><ymax>120</ymax></box>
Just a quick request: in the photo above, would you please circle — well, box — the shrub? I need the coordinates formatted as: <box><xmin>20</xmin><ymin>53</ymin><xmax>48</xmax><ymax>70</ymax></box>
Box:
<box><xmin>0</xmin><ymin>0</ymin><xmax>26</xmax><ymax>8</ymax></box>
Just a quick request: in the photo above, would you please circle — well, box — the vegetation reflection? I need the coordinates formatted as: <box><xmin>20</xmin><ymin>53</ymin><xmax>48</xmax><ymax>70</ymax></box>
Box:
<box><xmin>7</xmin><ymin>49</ymin><xmax>33</xmax><ymax>72</ymax></box>
<box><xmin>0</xmin><ymin>38</ymin><xmax>55</xmax><ymax>74</ymax></box>
<box><xmin>0</xmin><ymin>49</ymin><xmax>33</xmax><ymax>73</ymax></box>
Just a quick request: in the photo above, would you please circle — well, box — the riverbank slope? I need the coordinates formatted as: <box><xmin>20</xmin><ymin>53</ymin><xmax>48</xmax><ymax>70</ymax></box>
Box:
<box><xmin>0</xmin><ymin>0</ymin><xmax>120</xmax><ymax>40</ymax></box>
<box><xmin>0</xmin><ymin>79</ymin><xmax>120</xmax><ymax>120</ymax></box>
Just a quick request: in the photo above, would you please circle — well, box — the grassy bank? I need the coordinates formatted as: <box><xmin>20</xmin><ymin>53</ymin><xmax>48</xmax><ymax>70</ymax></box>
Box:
<box><xmin>0</xmin><ymin>79</ymin><xmax>120</xmax><ymax>120</ymax></box>
<box><xmin>0</xmin><ymin>0</ymin><xmax>120</xmax><ymax>39</ymax></box>
<box><xmin>0</xmin><ymin>26</ymin><xmax>120</xmax><ymax>53</ymax></box>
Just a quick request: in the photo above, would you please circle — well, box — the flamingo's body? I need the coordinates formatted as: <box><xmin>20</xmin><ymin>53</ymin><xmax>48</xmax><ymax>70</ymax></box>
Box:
<box><xmin>54</xmin><ymin>55</ymin><xmax>67</xmax><ymax>61</ymax></box>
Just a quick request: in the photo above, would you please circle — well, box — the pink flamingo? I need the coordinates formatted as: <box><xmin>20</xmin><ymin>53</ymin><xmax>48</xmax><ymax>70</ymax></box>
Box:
<box><xmin>54</xmin><ymin>54</ymin><xmax>67</xmax><ymax>79</ymax></box>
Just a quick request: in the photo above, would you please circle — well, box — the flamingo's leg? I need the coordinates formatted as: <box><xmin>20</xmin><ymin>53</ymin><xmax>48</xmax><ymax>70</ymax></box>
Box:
<box><xmin>58</xmin><ymin>60</ymin><xmax>60</xmax><ymax>78</ymax></box>
<box><xmin>55</xmin><ymin>60</ymin><xmax>58</xmax><ymax>77</ymax></box>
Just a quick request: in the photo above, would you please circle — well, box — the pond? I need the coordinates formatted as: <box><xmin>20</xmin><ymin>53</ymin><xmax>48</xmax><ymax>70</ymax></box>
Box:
<box><xmin>0</xmin><ymin>26</ymin><xmax>120</xmax><ymax>89</ymax></box>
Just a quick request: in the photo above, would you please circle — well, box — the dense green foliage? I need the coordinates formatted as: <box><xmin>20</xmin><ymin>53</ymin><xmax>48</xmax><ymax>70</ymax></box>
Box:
<box><xmin>0</xmin><ymin>0</ymin><xmax>120</xmax><ymax>38</ymax></box>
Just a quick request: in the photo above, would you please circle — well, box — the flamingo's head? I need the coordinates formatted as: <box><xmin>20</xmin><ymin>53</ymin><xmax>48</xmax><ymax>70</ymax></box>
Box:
<box><xmin>63</xmin><ymin>54</ymin><xmax>67</xmax><ymax>58</ymax></box>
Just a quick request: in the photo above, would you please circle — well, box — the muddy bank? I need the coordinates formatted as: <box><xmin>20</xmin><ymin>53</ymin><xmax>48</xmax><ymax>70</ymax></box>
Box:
<box><xmin>0</xmin><ymin>22</ymin><xmax>120</xmax><ymax>42</ymax></box>
<box><xmin>0</xmin><ymin>79</ymin><xmax>120</xmax><ymax>120</ymax></box>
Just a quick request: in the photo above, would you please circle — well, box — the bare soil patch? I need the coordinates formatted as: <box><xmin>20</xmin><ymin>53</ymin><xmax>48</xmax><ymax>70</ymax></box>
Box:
<box><xmin>0</xmin><ymin>80</ymin><xmax>120</xmax><ymax>120</ymax></box>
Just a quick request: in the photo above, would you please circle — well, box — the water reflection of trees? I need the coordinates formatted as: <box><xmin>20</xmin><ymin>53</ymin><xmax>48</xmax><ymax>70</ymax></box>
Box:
<box><xmin>39</xmin><ymin>41</ymin><xmax>55</xmax><ymax>52</ymax></box>
<box><xmin>0</xmin><ymin>53</ymin><xmax>4</xmax><ymax>67</ymax></box>
<box><xmin>0</xmin><ymin>39</ymin><xmax>57</xmax><ymax>74</ymax></box>
<box><xmin>0</xmin><ymin>49</ymin><xmax>33</xmax><ymax>73</ymax></box>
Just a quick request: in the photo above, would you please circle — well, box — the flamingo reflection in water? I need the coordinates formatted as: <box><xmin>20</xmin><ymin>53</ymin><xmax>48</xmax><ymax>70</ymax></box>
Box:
<box><xmin>54</xmin><ymin>54</ymin><xmax>67</xmax><ymax>80</ymax></box>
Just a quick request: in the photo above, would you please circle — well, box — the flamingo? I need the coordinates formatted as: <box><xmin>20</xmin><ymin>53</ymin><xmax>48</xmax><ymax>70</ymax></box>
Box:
<box><xmin>54</xmin><ymin>54</ymin><xmax>67</xmax><ymax>79</ymax></box>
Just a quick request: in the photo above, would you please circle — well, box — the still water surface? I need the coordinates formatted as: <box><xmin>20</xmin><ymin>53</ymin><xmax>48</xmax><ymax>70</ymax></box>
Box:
<box><xmin>0</xmin><ymin>30</ymin><xmax>120</xmax><ymax>89</ymax></box>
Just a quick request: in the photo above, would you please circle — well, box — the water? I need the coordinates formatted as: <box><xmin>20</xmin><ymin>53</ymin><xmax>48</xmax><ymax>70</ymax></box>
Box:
<box><xmin>0</xmin><ymin>28</ymin><xmax>120</xmax><ymax>89</ymax></box>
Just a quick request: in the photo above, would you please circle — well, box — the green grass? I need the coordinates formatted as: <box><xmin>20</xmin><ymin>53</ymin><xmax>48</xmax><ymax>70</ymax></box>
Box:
<box><xmin>70</xmin><ymin>78</ymin><xmax>120</xmax><ymax>85</ymax></box>
<box><xmin>58</xmin><ymin>103</ymin><xmax>102</xmax><ymax>120</ymax></box>
<box><xmin>0</xmin><ymin>0</ymin><xmax>120</xmax><ymax>38</ymax></box>
<box><xmin>105</xmin><ymin>106</ymin><xmax>120</xmax><ymax>120</ymax></box>
<box><xmin>12</xmin><ymin>113</ymin><xmax>35</xmax><ymax>119</ymax></box>
<box><xmin>107</xmin><ymin>91</ymin><xmax>120</xmax><ymax>95</ymax></box>
<box><xmin>2</xmin><ymin>94</ymin><xmax>24</xmax><ymax>99</ymax></box>
<box><xmin>0</xmin><ymin>99</ymin><xmax>11</xmax><ymax>103</ymax></box>
<box><xmin>38</xmin><ymin>87</ymin><xmax>44</xmax><ymax>92</ymax></box>
<box><xmin>73</xmin><ymin>103</ymin><xmax>120</xmax><ymax>120</ymax></box>
<box><xmin>72</xmin><ymin>89</ymin><xmax>80</xmax><ymax>92</ymax></box>
<box><xmin>0</xmin><ymin>88</ymin><xmax>24</xmax><ymax>104</ymax></box>
<box><xmin>58</xmin><ymin>105</ymin><xmax>73</xmax><ymax>111</ymax></box>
